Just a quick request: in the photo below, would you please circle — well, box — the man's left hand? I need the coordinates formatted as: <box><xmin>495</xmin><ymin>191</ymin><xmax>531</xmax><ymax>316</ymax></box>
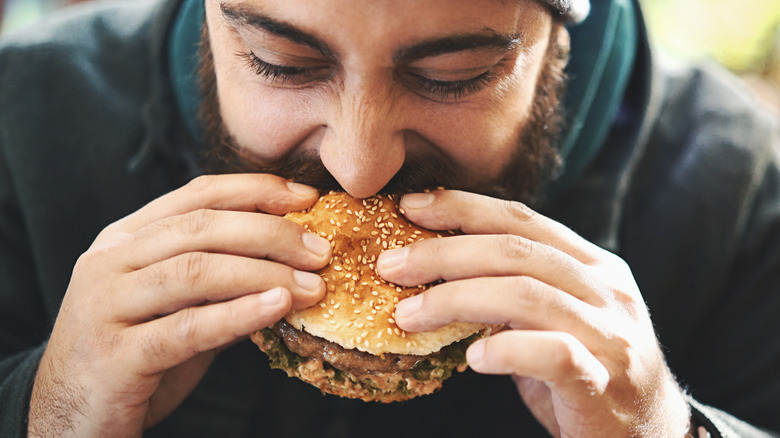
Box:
<box><xmin>378</xmin><ymin>190</ymin><xmax>691</xmax><ymax>438</ymax></box>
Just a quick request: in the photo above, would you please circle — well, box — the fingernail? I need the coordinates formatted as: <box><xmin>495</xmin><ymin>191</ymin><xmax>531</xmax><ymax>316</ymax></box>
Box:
<box><xmin>302</xmin><ymin>233</ymin><xmax>331</xmax><ymax>257</ymax></box>
<box><xmin>258</xmin><ymin>287</ymin><xmax>284</xmax><ymax>306</ymax></box>
<box><xmin>395</xmin><ymin>294</ymin><xmax>423</xmax><ymax>318</ymax></box>
<box><xmin>378</xmin><ymin>247</ymin><xmax>408</xmax><ymax>271</ymax></box>
<box><xmin>401</xmin><ymin>193</ymin><xmax>434</xmax><ymax>210</ymax></box>
<box><xmin>287</xmin><ymin>181</ymin><xmax>318</xmax><ymax>197</ymax></box>
<box><xmin>294</xmin><ymin>270</ymin><xmax>322</xmax><ymax>292</ymax></box>
<box><xmin>467</xmin><ymin>339</ymin><xmax>486</xmax><ymax>365</ymax></box>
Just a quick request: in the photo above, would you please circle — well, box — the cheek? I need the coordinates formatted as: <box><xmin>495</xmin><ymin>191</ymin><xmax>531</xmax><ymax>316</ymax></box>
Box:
<box><xmin>217</xmin><ymin>78</ymin><xmax>320</xmax><ymax>161</ymax></box>
<box><xmin>413</xmin><ymin>83</ymin><xmax>533</xmax><ymax>176</ymax></box>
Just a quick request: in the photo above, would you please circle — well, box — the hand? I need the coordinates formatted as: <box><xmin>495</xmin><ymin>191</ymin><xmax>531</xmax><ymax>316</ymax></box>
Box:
<box><xmin>28</xmin><ymin>174</ymin><xmax>331</xmax><ymax>437</ymax></box>
<box><xmin>378</xmin><ymin>190</ymin><xmax>691</xmax><ymax>438</ymax></box>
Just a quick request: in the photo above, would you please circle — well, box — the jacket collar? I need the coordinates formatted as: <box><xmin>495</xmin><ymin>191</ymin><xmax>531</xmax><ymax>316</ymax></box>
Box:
<box><xmin>130</xmin><ymin>0</ymin><xmax>201</xmax><ymax>185</ymax></box>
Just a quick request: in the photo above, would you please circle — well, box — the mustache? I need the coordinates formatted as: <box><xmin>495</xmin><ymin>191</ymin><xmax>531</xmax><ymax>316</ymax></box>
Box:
<box><xmin>202</xmin><ymin>145</ymin><xmax>462</xmax><ymax>196</ymax></box>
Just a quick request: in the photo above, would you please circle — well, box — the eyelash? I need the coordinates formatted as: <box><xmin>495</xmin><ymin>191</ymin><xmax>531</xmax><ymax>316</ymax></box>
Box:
<box><xmin>240</xmin><ymin>51</ymin><xmax>321</xmax><ymax>84</ymax></box>
<box><xmin>238</xmin><ymin>51</ymin><xmax>499</xmax><ymax>101</ymax></box>
<box><xmin>406</xmin><ymin>71</ymin><xmax>498</xmax><ymax>101</ymax></box>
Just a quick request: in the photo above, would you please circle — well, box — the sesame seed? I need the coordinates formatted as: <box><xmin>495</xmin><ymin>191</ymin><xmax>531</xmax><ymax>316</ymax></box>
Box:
<box><xmin>366</xmin><ymin>315</ymin><xmax>375</xmax><ymax>321</ymax></box>
<box><xmin>322</xmin><ymin>313</ymin><xmax>330</xmax><ymax>319</ymax></box>
<box><xmin>352</xmin><ymin>227</ymin><xmax>360</xmax><ymax>232</ymax></box>
<box><xmin>333</xmin><ymin>266</ymin><xmax>343</xmax><ymax>271</ymax></box>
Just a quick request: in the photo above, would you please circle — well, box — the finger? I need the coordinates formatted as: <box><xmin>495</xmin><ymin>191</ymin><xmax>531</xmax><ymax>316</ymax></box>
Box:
<box><xmin>118</xmin><ymin>252</ymin><xmax>325</xmax><ymax>321</ymax></box>
<box><xmin>377</xmin><ymin>233</ymin><xmax>606</xmax><ymax>305</ymax></box>
<box><xmin>399</xmin><ymin>190</ymin><xmax>603</xmax><ymax>264</ymax></box>
<box><xmin>394</xmin><ymin>276</ymin><xmax>595</xmax><ymax>334</ymax></box>
<box><xmin>126</xmin><ymin>287</ymin><xmax>292</xmax><ymax>375</ymax></box>
<box><xmin>467</xmin><ymin>330</ymin><xmax>609</xmax><ymax>400</ymax></box>
<box><xmin>118</xmin><ymin>209</ymin><xmax>331</xmax><ymax>271</ymax></box>
<box><xmin>112</xmin><ymin>174</ymin><xmax>319</xmax><ymax>234</ymax></box>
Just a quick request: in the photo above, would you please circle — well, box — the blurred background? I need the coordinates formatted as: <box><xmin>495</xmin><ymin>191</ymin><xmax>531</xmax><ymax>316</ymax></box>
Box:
<box><xmin>1</xmin><ymin>0</ymin><xmax>780</xmax><ymax>113</ymax></box>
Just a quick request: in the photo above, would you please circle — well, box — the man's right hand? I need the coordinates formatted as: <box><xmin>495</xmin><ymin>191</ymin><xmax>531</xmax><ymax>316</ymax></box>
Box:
<box><xmin>27</xmin><ymin>174</ymin><xmax>331</xmax><ymax>437</ymax></box>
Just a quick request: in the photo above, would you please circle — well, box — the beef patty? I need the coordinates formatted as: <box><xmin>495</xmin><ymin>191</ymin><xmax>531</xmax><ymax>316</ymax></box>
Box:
<box><xmin>272</xmin><ymin>319</ymin><xmax>425</xmax><ymax>375</ymax></box>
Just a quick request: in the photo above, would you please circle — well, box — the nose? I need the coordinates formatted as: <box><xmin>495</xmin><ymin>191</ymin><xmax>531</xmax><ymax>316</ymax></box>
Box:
<box><xmin>318</xmin><ymin>77</ymin><xmax>405</xmax><ymax>199</ymax></box>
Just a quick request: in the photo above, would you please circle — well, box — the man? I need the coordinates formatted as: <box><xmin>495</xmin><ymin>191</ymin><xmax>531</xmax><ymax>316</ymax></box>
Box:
<box><xmin>0</xmin><ymin>0</ymin><xmax>778</xmax><ymax>436</ymax></box>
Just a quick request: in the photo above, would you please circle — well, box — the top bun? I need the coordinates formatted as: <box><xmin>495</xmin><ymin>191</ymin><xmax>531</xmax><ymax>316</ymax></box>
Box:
<box><xmin>284</xmin><ymin>191</ymin><xmax>487</xmax><ymax>356</ymax></box>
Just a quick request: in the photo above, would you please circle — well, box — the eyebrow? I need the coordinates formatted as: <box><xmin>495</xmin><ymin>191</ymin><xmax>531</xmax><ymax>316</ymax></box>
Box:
<box><xmin>220</xmin><ymin>2</ymin><xmax>522</xmax><ymax>64</ymax></box>
<box><xmin>393</xmin><ymin>33</ymin><xmax>522</xmax><ymax>64</ymax></box>
<box><xmin>220</xmin><ymin>3</ymin><xmax>336</xmax><ymax>58</ymax></box>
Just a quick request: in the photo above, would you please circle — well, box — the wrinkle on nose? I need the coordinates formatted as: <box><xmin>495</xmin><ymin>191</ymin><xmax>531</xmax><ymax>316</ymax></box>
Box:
<box><xmin>319</xmin><ymin>80</ymin><xmax>405</xmax><ymax>198</ymax></box>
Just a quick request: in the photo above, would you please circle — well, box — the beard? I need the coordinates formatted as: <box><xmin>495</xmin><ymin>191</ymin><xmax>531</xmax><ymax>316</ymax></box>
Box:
<box><xmin>197</xmin><ymin>23</ymin><xmax>569</xmax><ymax>205</ymax></box>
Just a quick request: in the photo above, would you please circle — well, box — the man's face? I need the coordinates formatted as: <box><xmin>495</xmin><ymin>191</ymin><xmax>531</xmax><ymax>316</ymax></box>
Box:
<box><xmin>203</xmin><ymin>0</ymin><xmax>566</xmax><ymax>202</ymax></box>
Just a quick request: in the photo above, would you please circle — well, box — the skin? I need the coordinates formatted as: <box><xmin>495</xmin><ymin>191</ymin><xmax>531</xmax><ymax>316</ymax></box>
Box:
<box><xmin>28</xmin><ymin>0</ymin><xmax>692</xmax><ymax>437</ymax></box>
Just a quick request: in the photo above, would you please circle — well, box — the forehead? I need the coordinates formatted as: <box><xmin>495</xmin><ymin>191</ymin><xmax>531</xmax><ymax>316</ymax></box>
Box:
<box><xmin>211</xmin><ymin>0</ymin><xmax>550</xmax><ymax>49</ymax></box>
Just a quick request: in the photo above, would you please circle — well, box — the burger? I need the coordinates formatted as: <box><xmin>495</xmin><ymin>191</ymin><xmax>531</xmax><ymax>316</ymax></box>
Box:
<box><xmin>250</xmin><ymin>191</ymin><xmax>492</xmax><ymax>403</ymax></box>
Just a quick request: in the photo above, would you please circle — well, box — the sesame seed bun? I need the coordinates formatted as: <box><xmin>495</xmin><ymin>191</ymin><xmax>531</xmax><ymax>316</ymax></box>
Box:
<box><xmin>284</xmin><ymin>191</ymin><xmax>486</xmax><ymax>356</ymax></box>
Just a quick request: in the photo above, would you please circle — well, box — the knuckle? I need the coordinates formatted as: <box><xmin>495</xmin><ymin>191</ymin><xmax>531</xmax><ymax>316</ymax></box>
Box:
<box><xmin>185</xmin><ymin>174</ymin><xmax>217</xmax><ymax>194</ymax></box>
<box><xmin>174</xmin><ymin>307</ymin><xmax>200</xmax><ymax>346</ymax></box>
<box><xmin>498</xmin><ymin>234</ymin><xmax>535</xmax><ymax>261</ymax></box>
<box><xmin>506</xmin><ymin>275</ymin><xmax>541</xmax><ymax>304</ymax></box>
<box><xmin>550</xmin><ymin>333</ymin><xmax>585</xmax><ymax>376</ymax></box>
<box><xmin>178</xmin><ymin>208</ymin><xmax>216</xmax><ymax>236</ymax></box>
<box><xmin>500</xmin><ymin>199</ymin><xmax>538</xmax><ymax>223</ymax></box>
<box><xmin>174</xmin><ymin>252</ymin><xmax>210</xmax><ymax>287</ymax></box>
